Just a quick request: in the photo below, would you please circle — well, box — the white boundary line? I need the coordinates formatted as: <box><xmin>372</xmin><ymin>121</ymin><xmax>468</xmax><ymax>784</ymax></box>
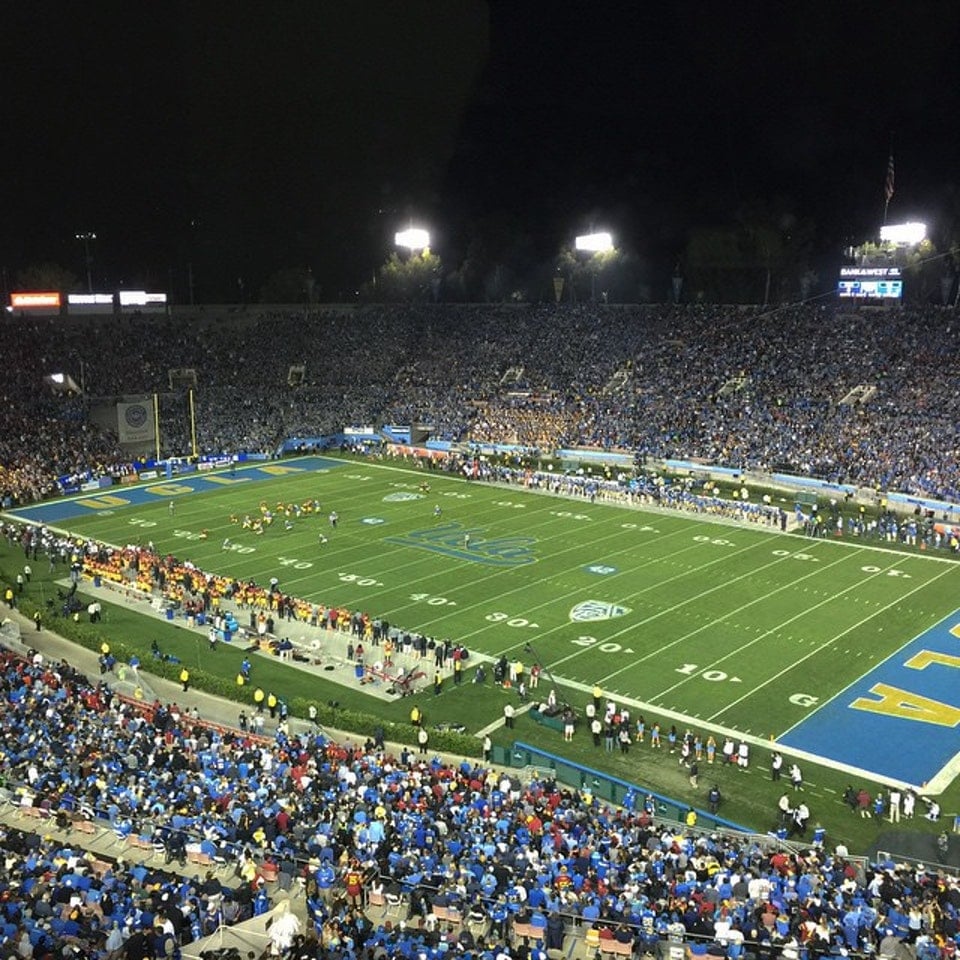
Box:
<box><xmin>651</xmin><ymin>553</ymin><xmax>905</xmax><ymax>704</ymax></box>
<box><xmin>11</xmin><ymin>455</ymin><xmax>960</xmax><ymax>790</ymax></box>
<box><xmin>773</xmin><ymin>588</ymin><xmax>960</xmax><ymax>794</ymax></box>
<box><xmin>539</xmin><ymin>541</ymin><xmax>847</xmax><ymax>676</ymax></box>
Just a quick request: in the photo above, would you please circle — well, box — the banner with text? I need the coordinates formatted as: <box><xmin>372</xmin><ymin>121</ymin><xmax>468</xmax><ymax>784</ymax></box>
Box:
<box><xmin>117</xmin><ymin>399</ymin><xmax>155</xmax><ymax>444</ymax></box>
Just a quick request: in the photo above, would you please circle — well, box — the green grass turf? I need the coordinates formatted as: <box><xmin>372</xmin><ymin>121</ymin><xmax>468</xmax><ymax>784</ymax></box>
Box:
<box><xmin>5</xmin><ymin>453</ymin><xmax>960</xmax><ymax>852</ymax></box>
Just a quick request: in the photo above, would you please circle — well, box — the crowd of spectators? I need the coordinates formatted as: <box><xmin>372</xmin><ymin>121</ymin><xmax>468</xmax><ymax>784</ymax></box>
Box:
<box><xmin>6</xmin><ymin>300</ymin><xmax>960</xmax><ymax>959</ymax></box>
<box><xmin>2</xmin><ymin>302</ymin><xmax>960</xmax><ymax>507</ymax></box>
<box><xmin>0</xmin><ymin>650</ymin><xmax>275</xmax><ymax>960</ymax></box>
<box><xmin>3</xmin><ymin>637</ymin><xmax>960</xmax><ymax>960</ymax></box>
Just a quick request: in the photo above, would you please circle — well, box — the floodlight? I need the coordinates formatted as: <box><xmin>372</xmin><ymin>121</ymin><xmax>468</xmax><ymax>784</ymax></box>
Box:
<box><xmin>575</xmin><ymin>232</ymin><xmax>614</xmax><ymax>253</ymax></box>
<box><xmin>395</xmin><ymin>228</ymin><xmax>430</xmax><ymax>250</ymax></box>
<box><xmin>44</xmin><ymin>373</ymin><xmax>80</xmax><ymax>394</ymax></box>
<box><xmin>880</xmin><ymin>222</ymin><xmax>927</xmax><ymax>245</ymax></box>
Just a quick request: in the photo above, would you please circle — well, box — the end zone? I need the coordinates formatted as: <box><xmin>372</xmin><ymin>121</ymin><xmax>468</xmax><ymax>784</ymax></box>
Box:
<box><xmin>4</xmin><ymin>457</ymin><xmax>344</xmax><ymax>526</ymax></box>
<box><xmin>780</xmin><ymin>608</ymin><xmax>960</xmax><ymax>787</ymax></box>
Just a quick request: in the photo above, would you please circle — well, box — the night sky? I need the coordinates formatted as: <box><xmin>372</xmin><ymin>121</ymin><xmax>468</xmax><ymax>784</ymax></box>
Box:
<box><xmin>2</xmin><ymin>1</ymin><xmax>959</xmax><ymax>301</ymax></box>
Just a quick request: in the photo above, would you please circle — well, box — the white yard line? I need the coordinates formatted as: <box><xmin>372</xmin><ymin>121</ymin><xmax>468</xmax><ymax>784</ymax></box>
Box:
<box><xmin>766</xmin><ymin>580</ymin><xmax>960</xmax><ymax>794</ymax></box>
<box><xmin>27</xmin><ymin>457</ymin><xmax>960</xmax><ymax>790</ymax></box>
<box><xmin>646</xmin><ymin>553</ymin><xmax>905</xmax><ymax>702</ymax></box>
<box><xmin>590</xmin><ymin>547</ymin><xmax>856</xmax><ymax>685</ymax></box>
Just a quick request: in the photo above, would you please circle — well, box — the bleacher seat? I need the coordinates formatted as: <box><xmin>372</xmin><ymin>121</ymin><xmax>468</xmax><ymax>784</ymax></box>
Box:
<box><xmin>600</xmin><ymin>940</ymin><xmax>634</xmax><ymax>959</ymax></box>
<box><xmin>583</xmin><ymin>927</ymin><xmax>602</xmax><ymax>958</ymax></box>
<box><xmin>431</xmin><ymin>904</ymin><xmax>462</xmax><ymax>928</ymax></box>
<box><xmin>512</xmin><ymin>921</ymin><xmax>540</xmax><ymax>945</ymax></box>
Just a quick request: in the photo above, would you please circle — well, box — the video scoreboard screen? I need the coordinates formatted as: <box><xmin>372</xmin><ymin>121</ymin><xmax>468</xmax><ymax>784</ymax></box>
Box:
<box><xmin>837</xmin><ymin>266</ymin><xmax>902</xmax><ymax>300</ymax></box>
<box><xmin>838</xmin><ymin>279</ymin><xmax>902</xmax><ymax>299</ymax></box>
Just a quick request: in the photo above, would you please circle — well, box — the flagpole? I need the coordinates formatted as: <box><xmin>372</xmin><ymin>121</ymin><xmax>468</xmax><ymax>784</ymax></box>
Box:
<box><xmin>883</xmin><ymin>151</ymin><xmax>895</xmax><ymax>227</ymax></box>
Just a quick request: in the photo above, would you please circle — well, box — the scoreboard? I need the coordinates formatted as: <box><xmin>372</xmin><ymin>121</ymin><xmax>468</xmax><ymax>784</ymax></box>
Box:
<box><xmin>838</xmin><ymin>278</ymin><xmax>902</xmax><ymax>299</ymax></box>
<box><xmin>838</xmin><ymin>266</ymin><xmax>902</xmax><ymax>300</ymax></box>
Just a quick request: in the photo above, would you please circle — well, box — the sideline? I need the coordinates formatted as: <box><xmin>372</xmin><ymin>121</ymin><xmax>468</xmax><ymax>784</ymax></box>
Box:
<box><xmin>476</xmin><ymin>701</ymin><xmax>535</xmax><ymax>738</ymax></box>
<box><xmin>0</xmin><ymin>600</ymin><xmax>467</xmax><ymax>765</ymax></box>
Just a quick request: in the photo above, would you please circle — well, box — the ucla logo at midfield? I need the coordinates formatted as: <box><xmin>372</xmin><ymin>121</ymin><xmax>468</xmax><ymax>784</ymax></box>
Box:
<box><xmin>386</xmin><ymin>521</ymin><xmax>536</xmax><ymax>566</ymax></box>
<box><xmin>569</xmin><ymin>600</ymin><xmax>631</xmax><ymax>622</ymax></box>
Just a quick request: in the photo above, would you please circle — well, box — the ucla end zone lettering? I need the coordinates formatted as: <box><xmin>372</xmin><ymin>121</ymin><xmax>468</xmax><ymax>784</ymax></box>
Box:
<box><xmin>850</xmin><ymin>683</ymin><xmax>960</xmax><ymax>728</ymax></box>
<box><xmin>7</xmin><ymin>457</ymin><xmax>344</xmax><ymax>525</ymax></box>
<box><xmin>780</xmin><ymin>608</ymin><xmax>960</xmax><ymax>784</ymax></box>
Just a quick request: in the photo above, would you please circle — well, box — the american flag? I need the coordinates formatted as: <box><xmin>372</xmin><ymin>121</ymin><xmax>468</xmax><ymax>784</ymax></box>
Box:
<box><xmin>884</xmin><ymin>155</ymin><xmax>895</xmax><ymax>203</ymax></box>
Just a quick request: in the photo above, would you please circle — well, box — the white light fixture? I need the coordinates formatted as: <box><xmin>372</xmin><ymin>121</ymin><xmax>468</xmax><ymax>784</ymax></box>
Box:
<box><xmin>395</xmin><ymin>228</ymin><xmax>430</xmax><ymax>250</ymax></box>
<box><xmin>575</xmin><ymin>232</ymin><xmax>614</xmax><ymax>253</ymax></box>
<box><xmin>880</xmin><ymin>222</ymin><xmax>927</xmax><ymax>245</ymax></box>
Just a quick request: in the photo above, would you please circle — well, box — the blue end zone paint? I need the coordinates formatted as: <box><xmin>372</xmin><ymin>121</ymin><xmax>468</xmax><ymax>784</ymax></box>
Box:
<box><xmin>780</xmin><ymin>610</ymin><xmax>960</xmax><ymax>784</ymax></box>
<box><xmin>6</xmin><ymin>457</ymin><xmax>345</xmax><ymax>526</ymax></box>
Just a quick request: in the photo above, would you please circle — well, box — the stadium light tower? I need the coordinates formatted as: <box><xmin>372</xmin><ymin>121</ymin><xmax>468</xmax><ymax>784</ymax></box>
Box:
<box><xmin>575</xmin><ymin>232</ymin><xmax>614</xmax><ymax>253</ymax></box>
<box><xmin>76</xmin><ymin>231</ymin><xmax>97</xmax><ymax>293</ymax></box>
<box><xmin>575</xmin><ymin>231</ymin><xmax>614</xmax><ymax>302</ymax></box>
<box><xmin>395</xmin><ymin>227</ymin><xmax>431</xmax><ymax>252</ymax></box>
<box><xmin>879</xmin><ymin>222</ymin><xmax>927</xmax><ymax>245</ymax></box>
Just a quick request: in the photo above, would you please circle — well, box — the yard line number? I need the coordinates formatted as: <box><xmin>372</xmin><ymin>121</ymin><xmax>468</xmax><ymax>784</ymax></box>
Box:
<box><xmin>339</xmin><ymin>572</ymin><xmax>383</xmax><ymax>587</ymax></box>
<box><xmin>486</xmin><ymin>611</ymin><xmax>540</xmax><ymax>629</ymax></box>
<box><xmin>674</xmin><ymin>662</ymin><xmax>743</xmax><ymax>683</ymax></box>
<box><xmin>410</xmin><ymin>593</ymin><xmax>456</xmax><ymax>606</ymax></box>
<box><xmin>571</xmin><ymin>634</ymin><xmax>634</xmax><ymax>655</ymax></box>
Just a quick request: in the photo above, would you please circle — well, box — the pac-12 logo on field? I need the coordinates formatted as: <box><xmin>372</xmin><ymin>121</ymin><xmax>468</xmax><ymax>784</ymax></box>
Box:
<box><xmin>569</xmin><ymin>600</ymin><xmax>631</xmax><ymax>622</ymax></box>
<box><xmin>383</xmin><ymin>492</ymin><xmax>424</xmax><ymax>502</ymax></box>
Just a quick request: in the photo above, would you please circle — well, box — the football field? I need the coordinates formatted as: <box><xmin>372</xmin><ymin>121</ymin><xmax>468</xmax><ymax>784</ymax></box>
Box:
<box><xmin>13</xmin><ymin>455</ymin><xmax>960</xmax><ymax>789</ymax></box>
